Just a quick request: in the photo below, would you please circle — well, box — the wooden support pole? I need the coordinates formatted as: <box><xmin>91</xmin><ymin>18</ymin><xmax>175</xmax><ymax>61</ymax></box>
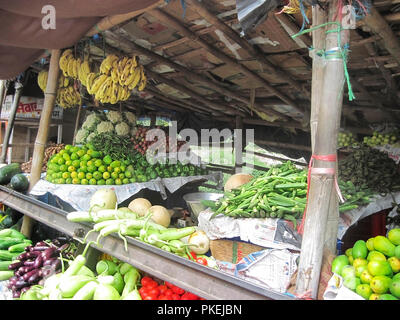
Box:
<box><xmin>0</xmin><ymin>82</ymin><xmax>23</xmax><ymax>164</ymax></box>
<box><xmin>0</xmin><ymin>80</ymin><xmax>8</xmax><ymax>116</ymax></box>
<box><xmin>149</xmin><ymin>8</ymin><xmax>305</xmax><ymax>118</ymax></box>
<box><xmin>22</xmin><ymin>49</ymin><xmax>61</xmax><ymax>238</ymax></box>
<box><xmin>72</xmin><ymin>104</ymin><xmax>83</xmax><ymax>145</ymax></box>
<box><xmin>295</xmin><ymin>0</ymin><xmax>348</xmax><ymax>298</ymax></box>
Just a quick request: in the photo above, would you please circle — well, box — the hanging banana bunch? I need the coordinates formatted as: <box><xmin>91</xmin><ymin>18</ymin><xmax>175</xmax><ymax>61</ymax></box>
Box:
<box><xmin>37</xmin><ymin>70</ymin><xmax>81</xmax><ymax>109</ymax></box>
<box><xmin>85</xmin><ymin>54</ymin><xmax>147</xmax><ymax>104</ymax></box>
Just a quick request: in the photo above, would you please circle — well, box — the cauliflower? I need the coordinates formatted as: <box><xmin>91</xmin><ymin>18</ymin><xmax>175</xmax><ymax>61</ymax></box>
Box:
<box><xmin>86</xmin><ymin>132</ymin><xmax>97</xmax><ymax>143</ymax></box>
<box><xmin>123</xmin><ymin>111</ymin><xmax>137</xmax><ymax>125</ymax></box>
<box><xmin>75</xmin><ymin>128</ymin><xmax>89</xmax><ymax>144</ymax></box>
<box><xmin>82</xmin><ymin>112</ymin><xmax>101</xmax><ymax>131</ymax></box>
<box><xmin>106</xmin><ymin>110</ymin><xmax>123</xmax><ymax>124</ymax></box>
<box><xmin>96</xmin><ymin>121</ymin><xmax>114</xmax><ymax>134</ymax></box>
<box><xmin>130</xmin><ymin>126</ymin><xmax>138</xmax><ymax>137</ymax></box>
<box><xmin>115</xmin><ymin>122</ymin><xmax>130</xmax><ymax>136</ymax></box>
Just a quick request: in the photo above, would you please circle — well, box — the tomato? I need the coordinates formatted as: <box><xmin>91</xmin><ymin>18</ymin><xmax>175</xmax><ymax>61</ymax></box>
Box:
<box><xmin>148</xmin><ymin>287</ymin><xmax>160</xmax><ymax>298</ymax></box>
<box><xmin>171</xmin><ymin>286</ymin><xmax>185</xmax><ymax>295</ymax></box>
<box><xmin>171</xmin><ymin>293</ymin><xmax>181</xmax><ymax>300</ymax></box>
<box><xmin>196</xmin><ymin>257</ymin><xmax>208</xmax><ymax>266</ymax></box>
<box><xmin>164</xmin><ymin>289</ymin><xmax>174</xmax><ymax>297</ymax></box>
<box><xmin>181</xmin><ymin>292</ymin><xmax>199</xmax><ymax>300</ymax></box>
<box><xmin>158</xmin><ymin>294</ymin><xmax>169</xmax><ymax>300</ymax></box>
<box><xmin>141</xmin><ymin>276</ymin><xmax>153</xmax><ymax>287</ymax></box>
<box><xmin>158</xmin><ymin>284</ymin><xmax>168</xmax><ymax>294</ymax></box>
<box><xmin>146</xmin><ymin>280</ymin><xmax>159</xmax><ymax>289</ymax></box>
<box><xmin>143</xmin><ymin>295</ymin><xmax>156</xmax><ymax>300</ymax></box>
<box><xmin>165</xmin><ymin>281</ymin><xmax>175</xmax><ymax>289</ymax></box>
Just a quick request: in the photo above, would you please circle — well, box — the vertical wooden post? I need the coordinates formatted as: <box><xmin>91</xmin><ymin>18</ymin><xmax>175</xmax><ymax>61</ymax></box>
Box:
<box><xmin>0</xmin><ymin>81</ymin><xmax>23</xmax><ymax>164</ymax></box>
<box><xmin>295</xmin><ymin>0</ymin><xmax>349</xmax><ymax>298</ymax></box>
<box><xmin>21</xmin><ymin>49</ymin><xmax>61</xmax><ymax>237</ymax></box>
<box><xmin>73</xmin><ymin>104</ymin><xmax>83</xmax><ymax>145</ymax></box>
<box><xmin>0</xmin><ymin>80</ymin><xmax>7</xmax><ymax>115</ymax></box>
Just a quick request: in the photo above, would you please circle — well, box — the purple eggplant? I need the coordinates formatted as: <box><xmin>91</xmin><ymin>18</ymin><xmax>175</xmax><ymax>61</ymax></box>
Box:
<box><xmin>40</xmin><ymin>247</ymin><xmax>57</xmax><ymax>260</ymax></box>
<box><xmin>21</xmin><ymin>286</ymin><xmax>31</xmax><ymax>294</ymax></box>
<box><xmin>33</xmin><ymin>255</ymin><xmax>43</xmax><ymax>269</ymax></box>
<box><xmin>40</xmin><ymin>268</ymin><xmax>53</xmax><ymax>278</ymax></box>
<box><xmin>12</xmin><ymin>290</ymin><xmax>21</xmax><ymax>299</ymax></box>
<box><xmin>23</xmin><ymin>260</ymin><xmax>35</xmax><ymax>267</ymax></box>
<box><xmin>26</xmin><ymin>251</ymin><xmax>41</xmax><ymax>259</ymax></box>
<box><xmin>22</xmin><ymin>269</ymin><xmax>40</xmax><ymax>281</ymax></box>
<box><xmin>8</xmin><ymin>260</ymin><xmax>24</xmax><ymax>270</ymax></box>
<box><xmin>28</xmin><ymin>273</ymin><xmax>41</xmax><ymax>284</ymax></box>
<box><xmin>57</xmin><ymin>243</ymin><xmax>69</xmax><ymax>252</ymax></box>
<box><xmin>51</xmin><ymin>259</ymin><xmax>61</xmax><ymax>270</ymax></box>
<box><xmin>32</xmin><ymin>246</ymin><xmax>49</xmax><ymax>252</ymax></box>
<box><xmin>14</xmin><ymin>279</ymin><xmax>29</xmax><ymax>289</ymax></box>
<box><xmin>16</xmin><ymin>252</ymin><xmax>29</xmax><ymax>261</ymax></box>
<box><xmin>42</xmin><ymin>257</ymin><xmax>57</xmax><ymax>267</ymax></box>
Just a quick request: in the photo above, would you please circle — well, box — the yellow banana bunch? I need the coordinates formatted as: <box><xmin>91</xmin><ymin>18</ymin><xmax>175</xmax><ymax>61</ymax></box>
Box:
<box><xmin>78</xmin><ymin>59</ymin><xmax>91</xmax><ymax>87</ymax></box>
<box><xmin>57</xmin><ymin>85</ymin><xmax>81</xmax><ymax>109</ymax></box>
<box><xmin>37</xmin><ymin>70</ymin><xmax>48</xmax><ymax>92</ymax></box>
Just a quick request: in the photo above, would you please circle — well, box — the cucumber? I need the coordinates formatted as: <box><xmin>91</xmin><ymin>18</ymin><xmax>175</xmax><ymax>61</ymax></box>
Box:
<box><xmin>8</xmin><ymin>241</ymin><xmax>31</xmax><ymax>253</ymax></box>
<box><xmin>0</xmin><ymin>260</ymin><xmax>13</xmax><ymax>271</ymax></box>
<box><xmin>0</xmin><ymin>237</ymin><xmax>29</xmax><ymax>250</ymax></box>
<box><xmin>9</xmin><ymin>173</ymin><xmax>29</xmax><ymax>192</ymax></box>
<box><xmin>0</xmin><ymin>249</ymin><xmax>19</xmax><ymax>261</ymax></box>
<box><xmin>0</xmin><ymin>271</ymin><xmax>14</xmax><ymax>281</ymax></box>
<box><xmin>0</xmin><ymin>163</ymin><xmax>21</xmax><ymax>185</ymax></box>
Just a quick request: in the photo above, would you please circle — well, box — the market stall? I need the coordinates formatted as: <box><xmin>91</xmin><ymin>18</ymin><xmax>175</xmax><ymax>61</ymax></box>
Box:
<box><xmin>0</xmin><ymin>0</ymin><xmax>400</xmax><ymax>301</ymax></box>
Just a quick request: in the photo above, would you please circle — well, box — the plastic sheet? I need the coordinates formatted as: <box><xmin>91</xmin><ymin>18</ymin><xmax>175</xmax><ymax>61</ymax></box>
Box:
<box><xmin>29</xmin><ymin>171</ymin><xmax>223</xmax><ymax>212</ymax></box>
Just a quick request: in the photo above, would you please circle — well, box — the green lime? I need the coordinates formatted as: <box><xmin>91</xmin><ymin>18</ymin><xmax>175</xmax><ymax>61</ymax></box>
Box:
<box><xmin>89</xmin><ymin>178</ymin><xmax>97</xmax><ymax>185</ymax></box>
<box><xmin>87</xmin><ymin>165</ymin><xmax>97</xmax><ymax>173</ymax></box>
<box><xmin>50</xmin><ymin>156</ymin><xmax>60</xmax><ymax>164</ymax></box>
<box><xmin>62</xmin><ymin>153</ymin><xmax>70</xmax><ymax>161</ymax></box>
<box><xmin>59</xmin><ymin>150</ymin><xmax>66</xmax><ymax>156</ymax></box>
<box><xmin>87</xmin><ymin>160</ymin><xmax>94</xmax><ymax>167</ymax></box>
<box><xmin>103</xmin><ymin>172</ymin><xmax>110</xmax><ymax>180</ymax></box>
<box><xmin>77</xmin><ymin>149</ymin><xmax>86</xmax><ymax>158</ymax></box>
<box><xmin>57</xmin><ymin>178</ymin><xmax>66</xmax><ymax>184</ymax></box>
<box><xmin>98</xmin><ymin>165</ymin><xmax>106</xmax><ymax>173</ymax></box>
<box><xmin>70</xmin><ymin>153</ymin><xmax>79</xmax><ymax>161</ymax></box>
<box><xmin>86</xmin><ymin>172</ymin><xmax>93</xmax><ymax>180</ymax></box>
<box><xmin>64</xmin><ymin>144</ymin><xmax>73</xmax><ymax>152</ymax></box>
<box><xmin>72</xmin><ymin>146</ymin><xmax>80</xmax><ymax>153</ymax></box>
<box><xmin>106</xmin><ymin>178</ymin><xmax>114</xmax><ymax>185</ymax></box>
<box><xmin>113</xmin><ymin>167</ymin><xmax>121</xmax><ymax>174</ymax></box>
<box><xmin>94</xmin><ymin>159</ymin><xmax>103</xmax><ymax>167</ymax></box>
<box><xmin>103</xmin><ymin>155</ymin><xmax>112</xmax><ymax>165</ymax></box>
<box><xmin>65</xmin><ymin>178</ymin><xmax>72</xmax><ymax>184</ymax></box>
<box><xmin>115</xmin><ymin>178</ymin><xmax>122</xmax><ymax>185</ymax></box>
<box><xmin>129</xmin><ymin>177</ymin><xmax>137</xmax><ymax>183</ymax></box>
<box><xmin>68</xmin><ymin>166</ymin><xmax>76</xmax><ymax>173</ymax></box>
<box><xmin>77</xmin><ymin>172</ymin><xmax>85</xmax><ymax>180</ymax></box>
<box><xmin>97</xmin><ymin>179</ymin><xmax>106</xmax><ymax>185</ymax></box>
<box><xmin>81</xmin><ymin>179</ymin><xmax>89</xmax><ymax>185</ymax></box>
<box><xmin>122</xmin><ymin>178</ymin><xmax>129</xmax><ymax>184</ymax></box>
<box><xmin>82</xmin><ymin>154</ymin><xmax>91</xmax><ymax>161</ymax></box>
<box><xmin>80</xmin><ymin>160</ymin><xmax>88</xmax><ymax>167</ymax></box>
<box><xmin>120</xmin><ymin>165</ymin><xmax>126</xmax><ymax>172</ymax></box>
<box><xmin>57</xmin><ymin>158</ymin><xmax>65</xmax><ymax>165</ymax></box>
<box><xmin>111</xmin><ymin>172</ymin><xmax>119</xmax><ymax>180</ymax></box>
<box><xmin>107</xmin><ymin>166</ymin><xmax>113</xmax><ymax>173</ymax></box>
<box><xmin>56</xmin><ymin>172</ymin><xmax>63</xmax><ymax>179</ymax></box>
<box><xmin>51</xmin><ymin>173</ymin><xmax>58</xmax><ymax>180</ymax></box>
<box><xmin>72</xmin><ymin>160</ymin><xmax>80</xmax><ymax>168</ymax></box>
<box><xmin>119</xmin><ymin>173</ymin><xmax>125</xmax><ymax>180</ymax></box>
<box><xmin>47</xmin><ymin>169</ymin><xmax>54</xmax><ymax>177</ymax></box>
<box><xmin>65</xmin><ymin>160</ymin><xmax>72</xmax><ymax>166</ymax></box>
<box><xmin>125</xmin><ymin>170</ymin><xmax>132</xmax><ymax>178</ymax></box>
<box><xmin>62</xmin><ymin>172</ymin><xmax>70</xmax><ymax>179</ymax></box>
<box><xmin>72</xmin><ymin>178</ymin><xmax>80</xmax><ymax>185</ymax></box>
<box><xmin>93</xmin><ymin>171</ymin><xmax>103</xmax><ymax>180</ymax></box>
<box><xmin>59</xmin><ymin>164</ymin><xmax>67</xmax><ymax>172</ymax></box>
<box><xmin>70</xmin><ymin>172</ymin><xmax>78</xmax><ymax>179</ymax></box>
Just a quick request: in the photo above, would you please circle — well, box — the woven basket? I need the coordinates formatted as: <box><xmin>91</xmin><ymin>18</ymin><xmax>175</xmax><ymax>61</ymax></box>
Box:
<box><xmin>210</xmin><ymin>239</ymin><xmax>264</xmax><ymax>264</ymax></box>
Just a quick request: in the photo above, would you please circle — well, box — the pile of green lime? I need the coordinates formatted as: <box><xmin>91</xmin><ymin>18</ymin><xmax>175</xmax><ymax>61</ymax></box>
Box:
<box><xmin>46</xmin><ymin>144</ymin><xmax>134</xmax><ymax>185</ymax></box>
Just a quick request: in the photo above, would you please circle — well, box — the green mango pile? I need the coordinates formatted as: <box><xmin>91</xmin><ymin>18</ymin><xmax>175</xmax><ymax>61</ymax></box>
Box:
<box><xmin>332</xmin><ymin>228</ymin><xmax>400</xmax><ymax>300</ymax></box>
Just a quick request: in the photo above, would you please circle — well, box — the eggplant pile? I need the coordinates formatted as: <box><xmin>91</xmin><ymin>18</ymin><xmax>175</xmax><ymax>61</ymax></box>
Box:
<box><xmin>7</xmin><ymin>237</ymin><xmax>76</xmax><ymax>298</ymax></box>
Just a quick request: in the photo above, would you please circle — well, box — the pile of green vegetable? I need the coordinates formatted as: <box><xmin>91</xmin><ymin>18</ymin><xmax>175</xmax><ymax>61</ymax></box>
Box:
<box><xmin>0</xmin><ymin>163</ymin><xmax>29</xmax><ymax>192</ymax></box>
<box><xmin>45</xmin><ymin>141</ymin><xmax>206</xmax><ymax>185</ymax></box>
<box><xmin>338</xmin><ymin>146</ymin><xmax>400</xmax><ymax>194</ymax></box>
<box><xmin>18</xmin><ymin>244</ymin><xmax>143</xmax><ymax>300</ymax></box>
<box><xmin>207</xmin><ymin>161</ymin><xmax>376</xmax><ymax>226</ymax></box>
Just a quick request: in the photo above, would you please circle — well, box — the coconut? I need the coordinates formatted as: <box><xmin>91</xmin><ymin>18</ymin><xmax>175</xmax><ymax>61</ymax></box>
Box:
<box><xmin>148</xmin><ymin>205</ymin><xmax>171</xmax><ymax>228</ymax></box>
<box><xmin>224</xmin><ymin>173</ymin><xmax>253</xmax><ymax>192</ymax></box>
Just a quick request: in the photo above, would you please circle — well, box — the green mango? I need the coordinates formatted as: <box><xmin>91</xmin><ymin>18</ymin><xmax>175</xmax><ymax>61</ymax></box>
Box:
<box><xmin>395</xmin><ymin>245</ymin><xmax>400</xmax><ymax>259</ymax></box>
<box><xmin>341</xmin><ymin>265</ymin><xmax>356</xmax><ymax>279</ymax></box>
<box><xmin>368</xmin><ymin>260</ymin><xmax>393</xmax><ymax>277</ymax></box>
<box><xmin>389</xmin><ymin>279</ymin><xmax>400</xmax><ymax>298</ymax></box>
<box><xmin>393</xmin><ymin>273</ymin><xmax>400</xmax><ymax>282</ymax></box>
<box><xmin>388</xmin><ymin>228</ymin><xmax>400</xmax><ymax>246</ymax></box>
<box><xmin>366</xmin><ymin>238</ymin><xmax>375</xmax><ymax>251</ymax></box>
<box><xmin>370</xmin><ymin>275</ymin><xmax>392</xmax><ymax>294</ymax></box>
<box><xmin>379</xmin><ymin>294</ymin><xmax>399</xmax><ymax>300</ymax></box>
<box><xmin>367</xmin><ymin>251</ymin><xmax>387</xmax><ymax>262</ymax></box>
<box><xmin>373</xmin><ymin>236</ymin><xmax>395</xmax><ymax>257</ymax></box>
<box><xmin>345</xmin><ymin>248</ymin><xmax>353</xmax><ymax>258</ymax></box>
<box><xmin>369</xmin><ymin>293</ymin><xmax>381</xmax><ymax>300</ymax></box>
<box><xmin>388</xmin><ymin>257</ymin><xmax>400</xmax><ymax>273</ymax></box>
<box><xmin>331</xmin><ymin>255</ymin><xmax>349</xmax><ymax>275</ymax></box>
<box><xmin>360</xmin><ymin>270</ymin><xmax>374</xmax><ymax>284</ymax></box>
<box><xmin>352</xmin><ymin>240</ymin><xmax>368</xmax><ymax>259</ymax></box>
<box><xmin>343</xmin><ymin>276</ymin><xmax>358</xmax><ymax>291</ymax></box>
<box><xmin>356</xmin><ymin>284</ymin><xmax>372</xmax><ymax>300</ymax></box>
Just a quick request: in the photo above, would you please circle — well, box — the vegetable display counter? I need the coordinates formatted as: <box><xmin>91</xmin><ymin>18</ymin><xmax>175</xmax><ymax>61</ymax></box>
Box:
<box><xmin>0</xmin><ymin>185</ymin><xmax>292</xmax><ymax>300</ymax></box>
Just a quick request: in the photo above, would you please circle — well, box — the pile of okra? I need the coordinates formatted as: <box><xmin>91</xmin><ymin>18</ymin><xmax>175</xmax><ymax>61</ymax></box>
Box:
<box><xmin>210</xmin><ymin>161</ymin><xmax>375</xmax><ymax>226</ymax></box>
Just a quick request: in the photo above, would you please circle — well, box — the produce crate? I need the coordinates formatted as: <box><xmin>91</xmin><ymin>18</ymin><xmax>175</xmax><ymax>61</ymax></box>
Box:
<box><xmin>209</xmin><ymin>239</ymin><xmax>264</xmax><ymax>264</ymax></box>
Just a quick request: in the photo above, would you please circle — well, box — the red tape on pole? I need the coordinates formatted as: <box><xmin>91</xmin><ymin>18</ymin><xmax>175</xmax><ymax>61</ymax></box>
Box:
<box><xmin>297</xmin><ymin>154</ymin><xmax>345</xmax><ymax>235</ymax></box>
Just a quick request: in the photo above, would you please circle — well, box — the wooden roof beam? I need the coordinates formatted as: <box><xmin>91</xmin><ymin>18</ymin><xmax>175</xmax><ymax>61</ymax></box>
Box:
<box><xmin>186</xmin><ymin>0</ymin><xmax>310</xmax><ymax>99</ymax></box>
<box><xmin>104</xmin><ymin>30</ymin><xmax>291</xmax><ymax>122</ymax></box>
<box><xmin>148</xmin><ymin>8</ymin><xmax>305</xmax><ymax>118</ymax></box>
